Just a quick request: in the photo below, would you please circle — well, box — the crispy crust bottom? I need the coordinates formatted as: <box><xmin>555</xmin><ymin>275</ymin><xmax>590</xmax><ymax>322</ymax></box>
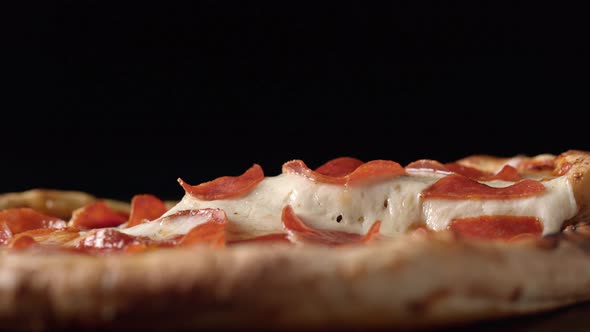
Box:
<box><xmin>1</xmin><ymin>229</ymin><xmax>589</xmax><ymax>331</ymax></box>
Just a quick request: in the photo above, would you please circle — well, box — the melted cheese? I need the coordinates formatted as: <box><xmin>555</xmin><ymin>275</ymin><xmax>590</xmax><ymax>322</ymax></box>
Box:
<box><xmin>164</xmin><ymin>173</ymin><xmax>436</xmax><ymax>239</ymax></box>
<box><xmin>156</xmin><ymin>171</ymin><xmax>577</xmax><ymax>239</ymax></box>
<box><xmin>424</xmin><ymin>176</ymin><xmax>577</xmax><ymax>234</ymax></box>
<box><xmin>120</xmin><ymin>210</ymin><xmax>214</xmax><ymax>240</ymax></box>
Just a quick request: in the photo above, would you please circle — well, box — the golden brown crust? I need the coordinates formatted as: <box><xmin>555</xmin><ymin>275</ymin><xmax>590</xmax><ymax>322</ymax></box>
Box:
<box><xmin>556</xmin><ymin>150</ymin><xmax>590</xmax><ymax>225</ymax></box>
<box><xmin>1</xmin><ymin>230</ymin><xmax>589</xmax><ymax>331</ymax></box>
<box><xmin>0</xmin><ymin>189</ymin><xmax>177</xmax><ymax>219</ymax></box>
<box><xmin>0</xmin><ymin>189</ymin><xmax>98</xmax><ymax>219</ymax></box>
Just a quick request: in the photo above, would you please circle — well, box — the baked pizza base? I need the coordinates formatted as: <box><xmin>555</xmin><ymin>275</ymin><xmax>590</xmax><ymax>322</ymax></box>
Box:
<box><xmin>1</xmin><ymin>225</ymin><xmax>589</xmax><ymax>331</ymax></box>
<box><xmin>1</xmin><ymin>150</ymin><xmax>590</xmax><ymax>331</ymax></box>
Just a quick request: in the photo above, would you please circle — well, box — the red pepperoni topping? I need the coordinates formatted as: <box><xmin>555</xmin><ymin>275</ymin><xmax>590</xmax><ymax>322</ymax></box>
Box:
<box><xmin>9</xmin><ymin>228</ymin><xmax>83</xmax><ymax>253</ymax></box>
<box><xmin>10</xmin><ymin>227</ymin><xmax>80</xmax><ymax>246</ymax></box>
<box><xmin>555</xmin><ymin>161</ymin><xmax>572</xmax><ymax>176</ymax></box>
<box><xmin>315</xmin><ymin>157</ymin><xmax>364</xmax><ymax>177</ymax></box>
<box><xmin>518</xmin><ymin>158</ymin><xmax>555</xmax><ymax>171</ymax></box>
<box><xmin>177</xmin><ymin>209</ymin><xmax>228</xmax><ymax>248</ymax></box>
<box><xmin>407</xmin><ymin>161</ymin><xmax>522</xmax><ymax>181</ymax></box>
<box><xmin>76</xmin><ymin>228</ymin><xmax>140</xmax><ymax>251</ymax></box>
<box><xmin>487</xmin><ymin>165</ymin><xmax>522</xmax><ymax>181</ymax></box>
<box><xmin>10</xmin><ymin>235</ymin><xmax>37</xmax><ymax>250</ymax></box>
<box><xmin>444</xmin><ymin>163</ymin><xmax>490</xmax><ymax>180</ymax></box>
<box><xmin>423</xmin><ymin>174</ymin><xmax>545</xmax><ymax>200</ymax></box>
<box><xmin>69</xmin><ymin>201</ymin><xmax>129</xmax><ymax>230</ymax></box>
<box><xmin>0</xmin><ymin>208</ymin><xmax>66</xmax><ymax>245</ymax></box>
<box><xmin>347</xmin><ymin>161</ymin><xmax>406</xmax><ymax>185</ymax></box>
<box><xmin>283</xmin><ymin>160</ymin><xmax>405</xmax><ymax>186</ymax></box>
<box><xmin>449</xmin><ymin>215</ymin><xmax>542</xmax><ymax>240</ymax></box>
<box><xmin>127</xmin><ymin>194</ymin><xmax>168</xmax><ymax>228</ymax></box>
<box><xmin>281</xmin><ymin>205</ymin><xmax>381</xmax><ymax>245</ymax></box>
<box><xmin>179</xmin><ymin>164</ymin><xmax>264</xmax><ymax>200</ymax></box>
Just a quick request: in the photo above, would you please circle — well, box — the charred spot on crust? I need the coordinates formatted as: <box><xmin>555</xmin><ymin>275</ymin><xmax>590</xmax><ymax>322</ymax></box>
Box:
<box><xmin>383</xmin><ymin>199</ymin><xmax>388</xmax><ymax>209</ymax></box>
<box><xmin>407</xmin><ymin>288</ymin><xmax>451</xmax><ymax>314</ymax></box>
<box><xmin>509</xmin><ymin>286</ymin><xmax>523</xmax><ymax>302</ymax></box>
<box><xmin>563</xmin><ymin>221</ymin><xmax>590</xmax><ymax>253</ymax></box>
<box><xmin>565</xmin><ymin>221</ymin><xmax>590</xmax><ymax>235</ymax></box>
<box><xmin>536</xmin><ymin>234</ymin><xmax>561</xmax><ymax>250</ymax></box>
<box><xmin>336</xmin><ymin>215</ymin><xmax>343</xmax><ymax>223</ymax></box>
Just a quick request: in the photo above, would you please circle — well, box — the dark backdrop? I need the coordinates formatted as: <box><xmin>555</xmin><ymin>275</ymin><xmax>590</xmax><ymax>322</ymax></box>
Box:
<box><xmin>6</xmin><ymin>2</ymin><xmax>589</xmax><ymax>201</ymax></box>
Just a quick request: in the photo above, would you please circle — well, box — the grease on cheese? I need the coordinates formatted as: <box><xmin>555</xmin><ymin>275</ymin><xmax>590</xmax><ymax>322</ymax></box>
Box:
<box><xmin>156</xmin><ymin>172</ymin><xmax>577</xmax><ymax>240</ymax></box>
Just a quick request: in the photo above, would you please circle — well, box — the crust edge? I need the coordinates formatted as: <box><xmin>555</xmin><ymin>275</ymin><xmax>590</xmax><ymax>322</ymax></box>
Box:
<box><xmin>1</xmin><ymin>230</ymin><xmax>589</xmax><ymax>331</ymax></box>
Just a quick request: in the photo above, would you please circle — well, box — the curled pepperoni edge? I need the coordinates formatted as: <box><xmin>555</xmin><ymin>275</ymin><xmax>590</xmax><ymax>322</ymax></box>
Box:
<box><xmin>127</xmin><ymin>194</ymin><xmax>168</xmax><ymax>228</ymax></box>
<box><xmin>422</xmin><ymin>174</ymin><xmax>546</xmax><ymax>200</ymax></box>
<box><xmin>283</xmin><ymin>160</ymin><xmax>405</xmax><ymax>186</ymax></box>
<box><xmin>315</xmin><ymin>157</ymin><xmax>365</xmax><ymax>177</ymax></box>
<box><xmin>179</xmin><ymin>164</ymin><xmax>264</xmax><ymax>201</ymax></box>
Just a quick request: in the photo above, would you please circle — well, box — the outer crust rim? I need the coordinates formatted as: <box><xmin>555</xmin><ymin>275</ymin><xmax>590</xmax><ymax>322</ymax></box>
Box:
<box><xmin>1</xmin><ymin>231</ymin><xmax>589</xmax><ymax>331</ymax></box>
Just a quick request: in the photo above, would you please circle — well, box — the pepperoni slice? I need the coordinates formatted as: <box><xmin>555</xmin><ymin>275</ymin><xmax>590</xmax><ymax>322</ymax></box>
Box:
<box><xmin>0</xmin><ymin>208</ymin><xmax>66</xmax><ymax>245</ymax></box>
<box><xmin>178</xmin><ymin>209</ymin><xmax>228</xmax><ymax>248</ymax></box>
<box><xmin>69</xmin><ymin>201</ymin><xmax>129</xmax><ymax>230</ymax></box>
<box><xmin>76</xmin><ymin>228</ymin><xmax>140</xmax><ymax>251</ymax></box>
<box><xmin>449</xmin><ymin>215</ymin><xmax>542</xmax><ymax>240</ymax></box>
<box><xmin>444</xmin><ymin>163</ymin><xmax>489</xmax><ymax>180</ymax></box>
<box><xmin>449</xmin><ymin>164</ymin><xmax>523</xmax><ymax>182</ymax></box>
<box><xmin>127</xmin><ymin>194</ymin><xmax>168</xmax><ymax>228</ymax></box>
<box><xmin>14</xmin><ymin>227</ymin><xmax>80</xmax><ymax>243</ymax></box>
<box><xmin>407</xmin><ymin>160</ymin><xmax>522</xmax><ymax>182</ymax></box>
<box><xmin>283</xmin><ymin>160</ymin><xmax>405</xmax><ymax>186</ymax></box>
<box><xmin>518</xmin><ymin>158</ymin><xmax>555</xmax><ymax>172</ymax></box>
<box><xmin>71</xmin><ymin>209</ymin><xmax>228</xmax><ymax>252</ymax></box>
<box><xmin>10</xmin><ymin>235</ymin><xmax>38</xmax><ymax>250</ymax></box>
<box><xmin>555</xmin><ymin>161</ymin><xmax>572</xmax><ymax>176</ymax></box>
<box><xmin>487</xmin><ymin>165</ymin><xmax>522</xmax><ymax>181</ymax></box>
<box><xmin>281</xmin><ymin>205</ymin><xmax>381</xmax><ymax>245</ymax></box>
<box><xmin>315</xmin><ymin>157</ymin><xmax>364</xmax><ymax>177</ymax></box>
<box><xmin>179</xmin><ymin>164</ymin><xmax>264</xmax><ymax>201</ymax></box>
<box><xmin>423</xmin><ymin>174</ymin><xmax>545</xmax><ymax>200</ymax></box>
<box><xmin>347</xmin><ymin>161</ymin><xmax>406</xmax><ymax>185</ymax></box>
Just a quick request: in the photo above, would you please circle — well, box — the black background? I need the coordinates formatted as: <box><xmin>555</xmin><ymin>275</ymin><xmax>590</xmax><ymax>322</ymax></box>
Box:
<box><xmin>6</xmin><ymin>2</ymin><xmax>589</xmax><ymax>201</ymax></box>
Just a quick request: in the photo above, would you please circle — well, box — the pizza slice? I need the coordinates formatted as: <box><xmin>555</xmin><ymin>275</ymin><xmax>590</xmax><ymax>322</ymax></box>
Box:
<box><xmin>0</xmin><ymin>150</ymin><xmax>589</xmax><ymax>330</ymax></box>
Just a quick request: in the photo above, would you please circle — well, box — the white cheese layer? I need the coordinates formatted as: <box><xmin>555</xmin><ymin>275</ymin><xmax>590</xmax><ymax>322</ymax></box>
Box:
<box><xmin>154</xmin><ymin>172</ymin><xmax>578</xmax><ymax>239</ymax></box>
<box><xmin>163</xmin><ymin>173</ymin><xmax>441</xmax><ymax>239</ymax></box>
<box><xmin>423</xmin><ymin>176</ymin><xmax>577</xmax><ymax>234</ymax></box>
<box><xmin>120</xmin><ymin>210</ymin><xmax>215</xmax><ymax>240</ymax></box>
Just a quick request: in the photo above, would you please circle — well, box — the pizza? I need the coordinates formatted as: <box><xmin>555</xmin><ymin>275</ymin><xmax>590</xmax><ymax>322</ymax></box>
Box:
<box><xmin>1</xmin><ymin>150</ymin><xmax>589</xmax><ymax>330</ymax></box>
